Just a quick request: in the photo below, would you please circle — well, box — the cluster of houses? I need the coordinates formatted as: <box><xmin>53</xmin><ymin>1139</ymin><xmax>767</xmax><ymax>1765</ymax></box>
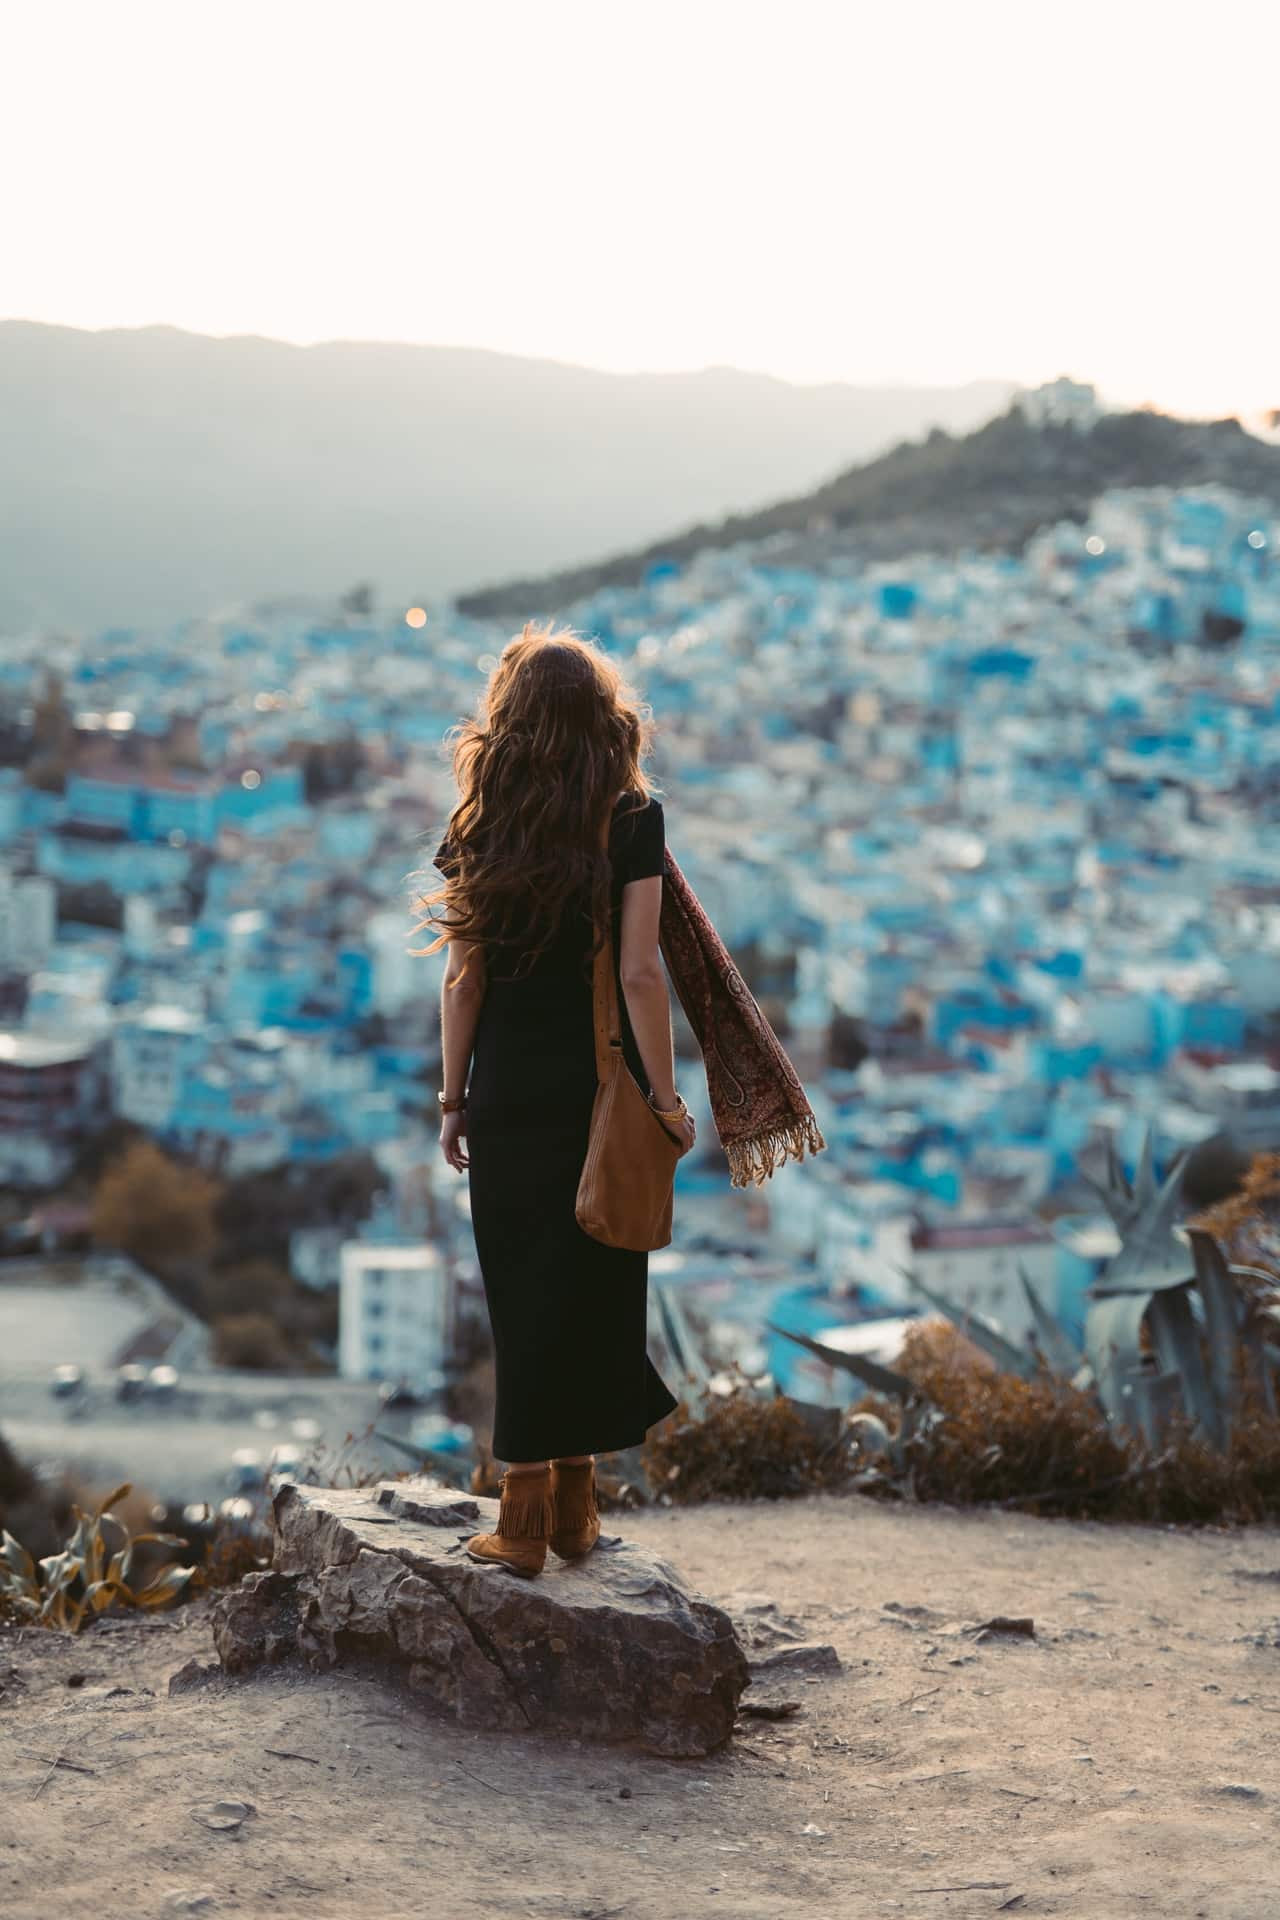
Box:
<box><xmin>1</xmin><ymin>460</ymin><xmax>1277</xmax><ymax>1399</ymax></box>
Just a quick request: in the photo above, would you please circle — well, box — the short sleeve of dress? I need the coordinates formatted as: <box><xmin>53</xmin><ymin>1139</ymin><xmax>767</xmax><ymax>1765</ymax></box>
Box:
<box><xmin>616</xmin><ymin>795</ymin><xmax>665</xmax><ymax>886</ymax></box>
<box><xmin>433</xmin><ymin>831</ymin><xmax>457</xmax><ymax>878</ymax></box>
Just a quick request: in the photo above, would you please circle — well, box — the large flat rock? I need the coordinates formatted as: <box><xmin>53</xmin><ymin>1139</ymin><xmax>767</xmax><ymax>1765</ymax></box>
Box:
<box><xmin>209</xmin><ymin>1479</ymin><xmax>748</xmax><ymax>1757</ymax></box>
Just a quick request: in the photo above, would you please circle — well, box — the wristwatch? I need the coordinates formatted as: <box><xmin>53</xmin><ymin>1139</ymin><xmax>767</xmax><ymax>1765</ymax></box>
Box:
<box><xmin>438</xmin><ymin>1091</ymin><xmax>468</xmax><ymax>1114</ymax></box>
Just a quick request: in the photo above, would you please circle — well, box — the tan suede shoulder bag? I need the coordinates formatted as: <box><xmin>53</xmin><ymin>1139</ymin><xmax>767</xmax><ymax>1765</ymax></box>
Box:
<box><xmin>574</xmin><ymin>804</ymin><xmax>682</xmax><ymax>1252</ymax></box>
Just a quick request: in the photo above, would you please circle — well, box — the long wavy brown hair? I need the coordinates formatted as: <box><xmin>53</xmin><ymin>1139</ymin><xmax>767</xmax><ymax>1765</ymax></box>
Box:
<box><xmin>411</xmin><ymin>623</ymin><xmax>657</xmax><ymax>988</ymax></box>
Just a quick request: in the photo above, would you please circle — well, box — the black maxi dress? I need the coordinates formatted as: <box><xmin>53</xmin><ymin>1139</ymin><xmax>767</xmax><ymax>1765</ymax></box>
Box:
<box><xmin>434</xmin><ymin>791</ymin><xmax>679</xmax><ymax>1463</ymax></box>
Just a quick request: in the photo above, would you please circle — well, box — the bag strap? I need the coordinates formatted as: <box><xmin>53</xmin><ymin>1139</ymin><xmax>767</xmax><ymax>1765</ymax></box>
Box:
<box><xmin>589</xmin><ymin>801</ymin><xmax>621</xmax><ymax>1084</ymax></box>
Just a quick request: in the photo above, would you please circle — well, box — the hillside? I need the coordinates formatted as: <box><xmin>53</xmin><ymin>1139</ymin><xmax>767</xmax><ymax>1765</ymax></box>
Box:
<box><xmin>457</xmin><ymin>403</ymin><xmax>1280</xmax><ymax>618</ymax></box>
<box><xmin>0</xmin><ymin>320</ymin><xmax>1011</xmax><ymax>630</ymax></box>
<box><xmin>8</xmin><ymin>1494</ymin><xmax>1280</xmax><ymax>1918</ymax></box>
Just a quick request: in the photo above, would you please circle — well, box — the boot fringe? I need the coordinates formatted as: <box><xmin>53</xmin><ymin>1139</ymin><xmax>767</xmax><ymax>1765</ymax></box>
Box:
<box><xmin>495</xmin><ymin>1470</ymin><xmax>555</xmax><ymax>1540</ymax></box>
<box><xmin>551</xmin><ymin>1459</ymin><xmax>600</xmax><ymax>1529</ymax></box>
<box><xmin>725</xmin><ymin>1113</ymin><xmax>827</xmax><ymax>1189</ymax></box>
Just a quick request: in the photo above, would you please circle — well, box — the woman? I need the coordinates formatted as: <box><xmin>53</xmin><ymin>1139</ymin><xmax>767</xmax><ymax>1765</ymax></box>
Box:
<box><xmin>415</xmin><ymin>622</ymin><xmax>696</xmax><ymax>1578</ymax></box>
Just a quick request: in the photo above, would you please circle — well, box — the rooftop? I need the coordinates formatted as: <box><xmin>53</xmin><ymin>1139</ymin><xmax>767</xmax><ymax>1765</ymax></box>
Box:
<box><xmin>0</xmin><ymin>1030</ymin><xmax>99</xmax><ymax>1068</ymax></box>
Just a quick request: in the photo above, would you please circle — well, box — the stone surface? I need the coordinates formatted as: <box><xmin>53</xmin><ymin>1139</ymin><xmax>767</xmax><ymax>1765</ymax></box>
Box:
<box><xmin>209</xmin><ymin>1479</ymin><xmax>748</xmax><ymax>1757</ymax></box>
<box><xmin>209</xmin><ymin>1569</ymin><xmax>305</xmax><ymax>1676</ymax></box>
<box><xmin>749</xmin><ymin>1641</ymin><xmax>843</xmax><ymax>1679</ymax></box>
<box><xmin>166</xmin><ymin>1656</ymin><xmax>225</xmax><ymax>1696</ymax></box>
<box><xmin>373</xmin><ymin>1481</ymin><xmax>481</xmax><ymax>1527</ymax></box>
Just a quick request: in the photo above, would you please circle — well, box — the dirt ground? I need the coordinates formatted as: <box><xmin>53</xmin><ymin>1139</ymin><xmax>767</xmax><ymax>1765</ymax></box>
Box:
<box><xmin>3</xmin><ymin>1494</ymin><xmax>1280</xmax><ymax>1920</ymax></box>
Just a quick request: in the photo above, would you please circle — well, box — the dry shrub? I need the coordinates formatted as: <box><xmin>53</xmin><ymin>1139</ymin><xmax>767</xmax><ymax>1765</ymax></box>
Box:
<box><xmin>202</xmin><ymin>1513</ymin><xmax>273</xmax><ymax>1589</ymax></box>
<box><xmin>898</xmin><ymin>1332</ymin><xmax>1131</xmax><ymax>1515</ymax></box>
<box><xmin>642</xmin><ymin>1391</ymin><xmax>853</xmax><ymax>1504</ymax></box>
<box><xmin>1123</xmin><ymin>1409</ymin><xmax>1280</xmax><ymax>1526</ymax></box>
<box><xmin>60</xmin><ymin>1473</ymin><xmax>159</xmax><ymax>1543</ymax></box>
<box><xmin>1190</xmin><ymin>1151</ymin><xmax>1280</xmax><ymax>1287</ymax></box>
<box><xmin>469</xmin><ymin>1452</ymin><xmax>503</xmax><ymax>1498</ymax></box>
<box><xmin>894</xmin><ymin>1319</ymin><xmax>1280</xmax><ymax>1524</ymax></box>
<box><xmin>898</xmin><ymin>1317</ymin><xmax>996</xmax><ymax>1384</ymax></box>
<box><xmin>1</xmin><ymin>1438</ymin><xmax>164</xmax><ymax>1566</ymax></box>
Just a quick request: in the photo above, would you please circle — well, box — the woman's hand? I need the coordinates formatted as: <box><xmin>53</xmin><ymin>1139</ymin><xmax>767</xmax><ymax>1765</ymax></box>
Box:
<box><xmin>440</xmin><ymin>1110</ymin><xmax>470</xmax><ymax>1172</ymax></box>
<box><xmin>655</xmin><ymin>1105</ymin><xmax>695</xmax><ymax>1157</ymax></box>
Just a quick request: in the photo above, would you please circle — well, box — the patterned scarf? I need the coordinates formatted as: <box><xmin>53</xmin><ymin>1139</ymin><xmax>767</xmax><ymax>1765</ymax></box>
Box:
<box><xmin>656</xmin><ymin>847</ymin><xmax>827</xmax><ymax>1189</ymax></box>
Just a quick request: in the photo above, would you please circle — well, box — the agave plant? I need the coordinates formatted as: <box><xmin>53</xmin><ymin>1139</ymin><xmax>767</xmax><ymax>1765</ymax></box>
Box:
<box><xmin>772</xmin><ymin>1126</ymin><xmax>1280</xmax><ymax>1458</ymax></box>
<box><xmin>0</xmin><ymin>1481</ymin><xmax>200</xmax><ymax>1634</ymax></box>
<box><xmin>764</xmin><ymin>1320</ymin><xmax>942</xmax><ymax>1480</ymax></box>
<box><xmin>1079</xmin><ymin>1130</ymin><xmax>1280</xmax><ymax>1448</ymax></box>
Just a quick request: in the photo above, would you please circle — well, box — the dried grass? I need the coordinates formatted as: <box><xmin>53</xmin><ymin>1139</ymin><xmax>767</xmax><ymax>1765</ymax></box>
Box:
<box><xmin>896</xmin><ymin>1321</ymin><xmax>1280</xmax><ymax>1524</ymax></box>
<box><xmin>1189</xmin><ymin>1151</ymin><xmax>1280</xmax><ymax>1289</ymax></box>
<box><xmin>631</xmin><ymin>1321</ymin><xmax>1280</xmax><ymax>1527</ymax></box>
<box><xmin>897</xmin><ymin>1323</ymin><xmax>1132</xmax><ymax>1514</ymax></box>
<box><xmin>202</xmin><ymin>1515</ymin><xmax>272</xmax><ymax>1589</ymax></box>
<box><xmin>642</xmin><ymin>1390</ymin><xmax>854</xmax><ymax>1505</ymax></box>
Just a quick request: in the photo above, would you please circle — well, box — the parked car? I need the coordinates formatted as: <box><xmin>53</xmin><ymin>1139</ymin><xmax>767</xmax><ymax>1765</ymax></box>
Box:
<box><xmin>49</xmin><ymin>1363</ymin><xmax>85</xmax><ymax>1399</ymax></box>
<box><xmin>116</xmin><ymin>1363</ymin><xmax>148</xmax><ymax>1403</ymax></box>
<box><xmin>409</xmin><ymin>1414</ymin><xmax>474</xmax><ymax>1457</ymax></box>
<box><xmin>147</xmin><ymin>1364</ymin><xmax>180</xmax><ymax>1400</ymax></box>
<box><xmin>266</xmin><ymin>1443</ymin><xmax>323</xmax><ymax>1492</ymax></box>
<box><xmin>216</xmin><ymin>1496</ymin><xmax>257</xmax><ymax>1525</ymax></box>
<box><xmin>2</xmin><ymin>1217</ymin><xmax>40</xmax><ymax>1256</ymax></box>
<box><xmin>377</xmin><ymin>1380</ymin><xmax>423</xmax><ymax>1409</ymax></box>
<box><xmin>227</xmin><ymin>1447</ymin><xmax>266</xmax><ymax>1493</ymax></box>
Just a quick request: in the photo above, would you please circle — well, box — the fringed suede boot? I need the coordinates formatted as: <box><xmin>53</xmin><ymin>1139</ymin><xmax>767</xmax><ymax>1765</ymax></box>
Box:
<box><xmin>465</xmin><ymin>1464</ymin><xmax>554</xmax><ymax>1577</ymax></box>
<box><xmin>549</xmin><ymin>1457</ymin><xmax>601</xmax><ymax>1561</ymax></box>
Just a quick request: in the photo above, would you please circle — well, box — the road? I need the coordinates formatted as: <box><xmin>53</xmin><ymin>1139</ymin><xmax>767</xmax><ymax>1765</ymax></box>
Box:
<box><xmin>2</xmin><ymin>1371</ymin><xmax>423</xmax><ymax>1508</ymax></box>
<box><xmin>1</xmin><ymin>1255</ymin><xmax>437</xmax><ymax>1508</ymax></box>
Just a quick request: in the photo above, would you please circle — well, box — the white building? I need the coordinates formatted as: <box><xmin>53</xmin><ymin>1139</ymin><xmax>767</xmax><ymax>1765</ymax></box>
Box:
<box><xmin>0</xmin><ymin>869</ymin><xmax>57</xmax><ymax>975</ymax></box>
<box><xmin>0</xmin><ymin>772</ymin><xmax>22</xmax><ymax>845</ymax></box>
<box><xmin>111</xmin><ymin>1004</ymin><xmax>207</xmax><ymax>1129</ymax></box>
<box><xmin>906</xmin><ymin>1215</ymin><xmax>1057</xmax><ymax>1341</ymax></box>
<box><xmin>338</xmin><ymin>1241</ymin><xmax>453</xmax><ymax>1394</ymax></box>
<box><xmin>368</xmin><ymin>908</ymin><xmax>435</xmax><ymax>1016</ymax></box>
<box><xmin>0</xmin><ymin>1030</ymin><xmax>106</xmax><ymax>1187</ymax></box>
<box><xmin>289</xmin><ymin>1224</ymin><xmax>345</xmax><ymax>1292</ymax></box>
<box><xmin>123</xmin><ymin>895</ymin><xmax>158</xmax><ymax>960</ymax></box>
<box><xmin>1017</xmin><ymin>377</ymin><xmax>1101</xmax><ymax>432</ymax></box>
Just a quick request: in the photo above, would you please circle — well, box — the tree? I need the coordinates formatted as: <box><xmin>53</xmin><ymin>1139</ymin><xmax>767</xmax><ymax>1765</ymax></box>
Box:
<box><xmin>828</xmin><ymin>1010</ymin><xmax>870</xmax><ymax>1072</ymax></box>
<box><xmin>297</xmin><ymin>732</ymin><xmax>366</xmax><ymax>802</ymax></box>
<box><xmin>91</xmin><ymin>1140</ymin><xmax>221</xmax><ymax>1277</ymax></box>
<box><xmin>204</xmin><ymin>1257</ymin><xmax>292</xmax><ymax>1319</ymax></box>
<box><xmin>340</xmin><ymin>581</ymin><xmax>375</xmax><ymax>618</ymax></box>
<box><xmin>211</xmin><ymin>1312</ymin><xmax>294</xmax><ymax>1371</ymax></box>
<box><xmin>31</xmin><ymin>669</ymin><xmax>72</xmax><ymax>759</ymax></box>
<box><xmin>26</xmin><ymin>669</ymin><xmax>74</xmax><ymax>792</ymax></box>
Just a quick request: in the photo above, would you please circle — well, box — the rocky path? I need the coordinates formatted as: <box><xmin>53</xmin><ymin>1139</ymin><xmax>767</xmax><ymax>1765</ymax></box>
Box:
<box><xmin>4</xmin><ymin>1494</ymin><xmax>1280</xmax><ymax>1919</ymax></box>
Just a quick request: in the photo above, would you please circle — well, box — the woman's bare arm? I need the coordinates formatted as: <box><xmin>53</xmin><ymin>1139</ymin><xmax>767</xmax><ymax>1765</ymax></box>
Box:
<box><xmin>617</xmin><ymin>875</ymin><xmax>678</xmax><ymax>1109</ymax></box>
<box><xmin>441</xmin><ymin>939</ymin><xmax>485</xmax><ymax>1102</ymax></box>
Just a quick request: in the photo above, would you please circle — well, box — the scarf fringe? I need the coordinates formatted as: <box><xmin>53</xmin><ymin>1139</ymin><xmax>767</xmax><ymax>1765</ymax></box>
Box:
<box><xmin>725</xmin><ymin>1113</ymin><xmax>828</xmax><ymax>1190</ymax></box>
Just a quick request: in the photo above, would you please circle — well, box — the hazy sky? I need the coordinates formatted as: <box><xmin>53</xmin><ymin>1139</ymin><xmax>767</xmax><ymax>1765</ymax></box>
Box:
<box><xmin>5</xmin><ymin>1</ymin><xmax>1275</xmax><ymax>418</ymax></box>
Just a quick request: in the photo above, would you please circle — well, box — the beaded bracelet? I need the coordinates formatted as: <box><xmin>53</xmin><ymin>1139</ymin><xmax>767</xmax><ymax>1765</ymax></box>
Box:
<box><xmin>648</xmin><ymin>1091</ymin><xmax>687</xmax><ymax>1120</ymax></box>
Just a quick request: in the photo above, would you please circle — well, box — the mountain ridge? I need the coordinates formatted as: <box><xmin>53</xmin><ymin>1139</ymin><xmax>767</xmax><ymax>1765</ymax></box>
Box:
<box><xmin>0</xmin><ymin>319</ymin><xmax>1013</xmax><ymax>630</ymax></box>
<box><xmin>456</xmin><ymin>402</ymin><xmax>1280</xmax><ymax>619</ymax></box>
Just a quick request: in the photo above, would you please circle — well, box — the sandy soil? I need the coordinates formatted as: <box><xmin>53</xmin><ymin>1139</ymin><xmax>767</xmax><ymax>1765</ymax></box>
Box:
<box><xmin>3</xmin><ymin>1495</ymin><xmax>1280</xmax><ymax>1920</ymax></box>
